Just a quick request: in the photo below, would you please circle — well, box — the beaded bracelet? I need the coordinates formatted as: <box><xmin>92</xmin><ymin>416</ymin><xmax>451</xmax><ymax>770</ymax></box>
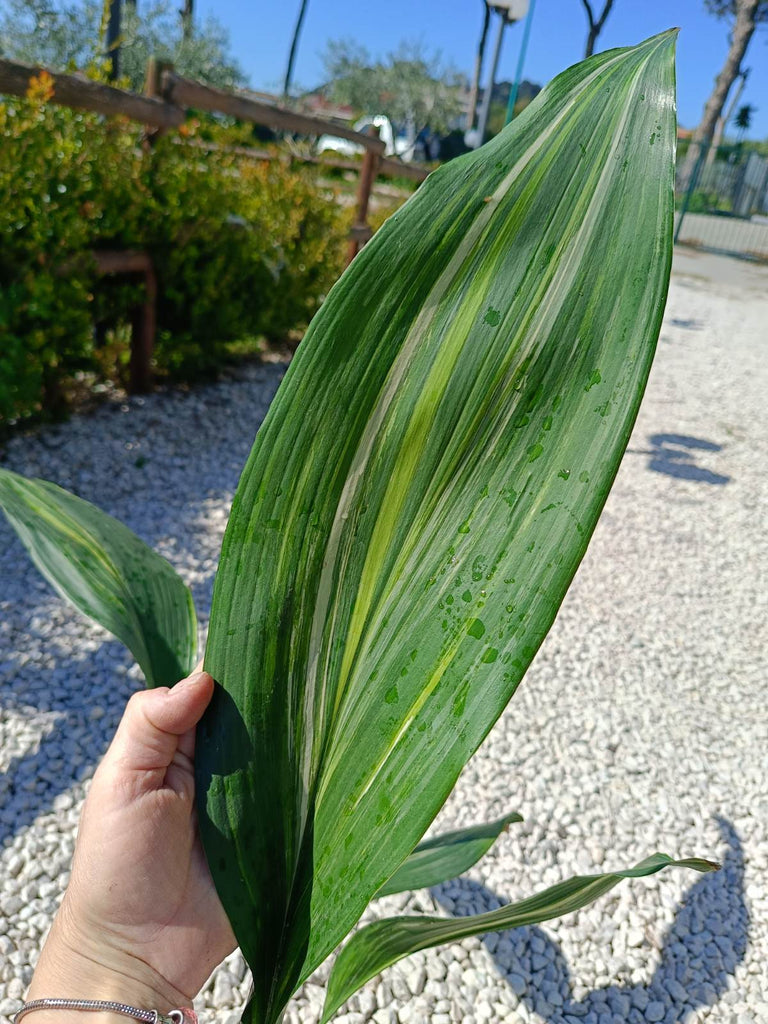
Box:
<box><xmin>13</xmin><ymin>999</ymin><xmax>197</xmax><ymax>1024</ymax></box>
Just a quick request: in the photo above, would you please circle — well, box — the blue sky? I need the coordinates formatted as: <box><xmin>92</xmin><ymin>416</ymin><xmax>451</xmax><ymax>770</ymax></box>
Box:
<box><xmin>196</xmin><ymin>0</ymin><xmax>768</xmax><ymax>140</ymax></box>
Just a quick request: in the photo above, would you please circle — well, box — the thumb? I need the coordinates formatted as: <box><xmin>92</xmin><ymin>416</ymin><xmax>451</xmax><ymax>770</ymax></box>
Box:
<box><xmin>105</xmin><ymin>671</ymin><xmax>215</xmax><ymax>775</ymax></box>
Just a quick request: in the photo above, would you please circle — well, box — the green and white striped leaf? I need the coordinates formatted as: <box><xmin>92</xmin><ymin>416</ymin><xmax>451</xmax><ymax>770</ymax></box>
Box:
<box><xmin>0</xmin><ymin>468</ymin><xmax>197</xmax><ymax>687</ymax></box>
<box><xmin>322</xmin><ymin>854</ymin><xmax>719</xmax><ymax>1021</ymax></box>
<box><xmin>377</xmin><ymin>812</ymin><xmax>522</xmax><ymax>898</ymax></box>
<box><xmin>198</xmin><ymin>32</ymin><xmax>677</xmax><ymax>1024</ymax></box>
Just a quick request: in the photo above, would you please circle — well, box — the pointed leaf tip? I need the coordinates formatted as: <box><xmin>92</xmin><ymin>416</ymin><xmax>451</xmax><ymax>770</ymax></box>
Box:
<box><xmin>201</xmin><ymin>31</ymin><xmax>679</xmax><ymax>1021</ymax></box>
<box><xmin>377</xmin><ymin>811</ymin><xmax>523</xmax><ymax>898</ymax></box>
<box><xmin>322</xmin><ymin>854</ymin><xmax>714</xmax><ymax>1020</ymax></box>
<box><xmin>0</xmin><ymin>468</ymin><xmax>197</xmax><ymax>687</ymax></box>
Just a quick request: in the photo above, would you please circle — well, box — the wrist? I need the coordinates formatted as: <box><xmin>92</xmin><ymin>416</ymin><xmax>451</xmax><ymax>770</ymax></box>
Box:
<box><xmin>26</xmin><ymin>908</ymin><xmax>188</xmax><ymax>1023</ymax></box>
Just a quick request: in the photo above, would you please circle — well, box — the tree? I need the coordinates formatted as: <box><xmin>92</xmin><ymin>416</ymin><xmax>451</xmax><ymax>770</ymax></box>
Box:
<box><xmin>322</xmin><ymin>39</ymin><xmax>464</xmax><ymax>152</ymax></box>
<box><xmin>0</xmin><ymin>0</ymin><xmax>245</xmax><ymax>91</ymax></box>
<box><xmin>733</xmin><ymin>101</ymin><xmax>756</xmax><ymax>138</ymax></box>
<box><xmin>0</xmin><ymin>0</ymin><xmax>99</xmax><ymax>69</ymax></box>
<box><xmin>704</xmin><ymin>65</ymin><xmax>748</xmax><ymax>166</ymax></box>
<box><xmin>180</xmin><ymin>0</ymin><xmax>194</xmax><ymax>44</ymax></box>
<box><xmin>579</xmin><ymin>0</ymin><xmax>616</xmax><ymax>58</ymax></box>
<box><xmin>105</xmin><ymin>0</ymin><xmax>121</xmax><ymax>80</ymax></box>
<box><xmin>681</xmin><ymin>0</ymin><xmax>767</xmax><ymax>181</ymax></box>
<box><xmin>119</xmin><ymin>2</ymin><xmax>245</xmax><ymax>90</ymax></box>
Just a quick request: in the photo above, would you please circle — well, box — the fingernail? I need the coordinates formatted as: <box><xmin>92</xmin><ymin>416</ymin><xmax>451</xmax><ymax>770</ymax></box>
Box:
<box><xmin>177</xmin><ymin>671</ymin><xmax>209</xmax><ymax>690</ymax></box>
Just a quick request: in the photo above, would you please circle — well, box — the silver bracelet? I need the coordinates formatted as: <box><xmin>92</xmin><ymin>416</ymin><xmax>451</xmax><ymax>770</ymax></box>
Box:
<box><xmin>13</xmin><ymin>1000</ymin><xmax>188</xmax><ymax>1024</ymax></box>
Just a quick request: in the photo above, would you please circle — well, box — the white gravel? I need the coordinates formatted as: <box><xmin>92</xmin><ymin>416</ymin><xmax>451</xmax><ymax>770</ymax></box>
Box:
<box><xmin>1</xmin><ymin>251</ymin><xmax>767</xmax><ymax>1024</ymax></box>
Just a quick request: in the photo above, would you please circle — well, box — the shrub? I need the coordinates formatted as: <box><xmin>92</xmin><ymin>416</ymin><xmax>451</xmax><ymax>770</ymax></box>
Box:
<box><xmin>0</xmin><ymin>74</ymin><xmax>105</xmax><ymax>421</ymax></box>
<box><xmin>0</xmin><ymin>76</ymin><xmax>347</xmax><ymax>425</ymax></box>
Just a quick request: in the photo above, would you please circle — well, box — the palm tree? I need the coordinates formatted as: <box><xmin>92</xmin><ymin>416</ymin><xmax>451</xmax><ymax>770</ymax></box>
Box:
<box><xmin>733</xmin><ymin>102</ymin><xmax>756</xmax><ymax>140</ymax></box>
<box><xmin>680</xmin><ymin>0</ymin><xmax>766</xmax><ymax>184</ymax></box>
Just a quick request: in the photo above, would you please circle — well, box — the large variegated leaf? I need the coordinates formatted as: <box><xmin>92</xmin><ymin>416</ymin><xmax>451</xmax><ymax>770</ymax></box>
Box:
<box><xmin>0</xmin><ymin>468</ymin><xmax>197</xmax><ymax>687</ymax></box>
<box><xmin>199</xmin><ymin>31</ymin><xmax>677</xmax><ymax>1024</ymax></box>
<box><xmin>323</xmin><ymin>854</ymin><xmax>719</xmax><ymax>1021</ymax></box>
<box><xmin>377</xmin><ymin>812</ymin><xmax>522</xmax><ymax>898</ymax></box>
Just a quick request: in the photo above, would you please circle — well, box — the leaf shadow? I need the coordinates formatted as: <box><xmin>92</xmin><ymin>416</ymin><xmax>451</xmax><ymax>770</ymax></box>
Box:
<box><xmin>627</xmin><ymin>433</ymin><xmax>731</xmax><ymax>485</ymax></box>
<box><xmin>431</xmin><ymin>817</ymin><xmax>746</xmax><ymax>1023</ymax></box>
<box><xmin>667</xmin><ymin>318</ymin><xmax>704</xmax><ymax>331</ymax></box>
<box><xmin>0</xmin><ymin>637</ymin><xmax>133</xmax><ymax>845</ymax></box>
<box><xmin>0</xmin><ymin>367</ymin><xmax>287</xmax><ymax>849</ymax></box>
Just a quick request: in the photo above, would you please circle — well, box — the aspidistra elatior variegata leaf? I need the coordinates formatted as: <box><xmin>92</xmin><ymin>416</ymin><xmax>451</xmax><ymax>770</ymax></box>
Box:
<box><xmin>199</xmin><ymin>31</ymin><xmax>678</xmax><ymax>1024</ymax></box>
<box><xmin>377</xmin><ymin>811</ymin><xmax>522</xmax><ymax>898</ymax></box>
<box><xmin>322</xmin><ymin>855</ymin><xmax>718</xmax><ymax>1022</ymax></box>
<box><xmin>0</xmin><ymin>468</ymin><xmax>197</xmax><ymax>688</ymax></box>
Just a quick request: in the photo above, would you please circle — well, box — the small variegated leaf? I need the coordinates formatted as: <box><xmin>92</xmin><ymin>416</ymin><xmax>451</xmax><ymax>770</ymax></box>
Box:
<box><xmin>322</xmin><ymin>855</ymin><xmax>719</xmax><ymax>1021</ymax></box>
<box><xmin>0</xmin><ymin>468</ymin><xmax>197</xmax><ymax>687</ymax></box>
<box><xmin>377</xmin><ymin>812</ymin><xmax>522</xmax><ymax>898</ymax></box>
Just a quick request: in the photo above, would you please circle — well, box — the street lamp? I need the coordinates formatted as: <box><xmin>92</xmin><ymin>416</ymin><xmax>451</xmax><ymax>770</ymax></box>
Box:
<box><xmin>473</xmin><ymin>0</ymin><xmax>529</xmax><ymax>147</ymax></box>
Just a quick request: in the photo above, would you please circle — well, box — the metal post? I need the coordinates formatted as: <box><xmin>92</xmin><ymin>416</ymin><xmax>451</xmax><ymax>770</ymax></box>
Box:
<box><xmin>475</xmin><ymin>10</ymin><xmax>506</xmax><ymax>147</ymax></box>
<box><xmin>505</xmin><ymin>0</ymin><xmax>536</xmax><ymax>124</ymax></box>
<box><xmin>674</xmin><ymin>141</ymin><xmax>709</xmax><ymax>245</ymax></box>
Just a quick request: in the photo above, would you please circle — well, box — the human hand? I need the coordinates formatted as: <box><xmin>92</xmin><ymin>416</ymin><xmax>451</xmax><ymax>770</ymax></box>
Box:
<box><xmin>27</xmin><ymin>669</ymin><xmax>236</xmax><ymax>1023</ymax></box>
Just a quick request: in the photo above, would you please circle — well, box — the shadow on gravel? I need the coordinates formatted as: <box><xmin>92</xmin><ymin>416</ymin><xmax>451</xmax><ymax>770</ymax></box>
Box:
<box><xmin>0</xmin><ymin>369</ymin><xmax>289</xmax><ymax>847</ymax></box>
<box><xmin>0</xmin><ymin>639</ymin><xmax>131</xmax><ymax>846</ymax></box>
<box><xmin>432</xmin><ymin>818</ymin><xmax>746</xmax><ymax>1024</ymax></box>
<box><xmin>0</xmin><ymin>498</ymin><xmax>227</xmax><ymax>847</ymax></box>
<box><xmin>627</xmin><ymin>433</ymin><xmax>731</xmax><ymax>486</ymax></box>
<box><xmin>667</xmin><ymin>318</ymin><xmax>704</xmax><ymax>331</ymax></box>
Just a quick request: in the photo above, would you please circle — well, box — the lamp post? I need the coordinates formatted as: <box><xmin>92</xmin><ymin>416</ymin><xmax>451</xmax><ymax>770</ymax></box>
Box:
<box><xmin>474</xmin><ymin>0</ymin><xmax>528</xmax><ymax>147</ymax></box>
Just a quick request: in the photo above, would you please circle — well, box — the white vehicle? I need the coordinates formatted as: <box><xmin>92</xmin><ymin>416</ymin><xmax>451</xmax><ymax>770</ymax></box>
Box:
<box><xmin>317</xmin><ymin>114</ymin><xmax>418</xmax><ymax>162</ymax></box>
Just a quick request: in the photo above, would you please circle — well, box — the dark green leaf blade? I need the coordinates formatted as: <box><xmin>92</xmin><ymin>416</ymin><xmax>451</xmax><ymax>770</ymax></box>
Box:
<box><xmin>323</xmin><ymin>854</ymin><xmax>719</xmax><ymax>1021</ymax></box>
<box><xmin>377</xmin><ymin>812</ymin><xmax>522</xmax><ymax>898</ymax></box>
<box><xmin>200</xmin><ymin>32</ymin><xmax>679</xmax><ymax>1023</ymax></box>
<box><xmin>0</xmin><ymin>468</ymin><xmax>197</xmax><ymax>687</ymax></box>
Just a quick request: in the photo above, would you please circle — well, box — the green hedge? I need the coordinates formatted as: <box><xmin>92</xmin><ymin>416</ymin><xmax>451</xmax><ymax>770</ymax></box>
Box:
<box><xmin>0</xmin><ymin>72</ymin><xmax>347</xmax><ymax>425</ymax></box>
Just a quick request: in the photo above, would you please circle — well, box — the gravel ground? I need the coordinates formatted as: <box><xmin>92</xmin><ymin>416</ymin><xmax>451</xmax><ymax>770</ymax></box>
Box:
<box><xmin>1</xmin><ymin>253</ymin><xmax>766</xmax><ymax>1024</ymax></box>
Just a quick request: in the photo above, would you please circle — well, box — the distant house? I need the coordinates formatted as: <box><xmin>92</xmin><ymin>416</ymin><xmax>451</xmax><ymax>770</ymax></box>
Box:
<box><xmin>476</xmin><ymin>78</ymin><xmax>542</xmax><ymax>114</ymax></box>
<box><xmin>299</xmin><ymin>87</ymin><xmax>356</xmax><ymax>126</ymax></box>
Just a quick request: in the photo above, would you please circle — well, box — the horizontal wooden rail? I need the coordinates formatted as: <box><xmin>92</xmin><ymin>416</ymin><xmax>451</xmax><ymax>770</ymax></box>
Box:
<box><xmin>93</xmin><ymin>249</ymin><xmax>153</xmax><ymax>275</ymax></box>
<box><xmin>0</xmin><ymin>57</ymin><xmax>429</xmax><ymax>181</ymax></box>
<box><xmin>161</xmin><ymin>71</ymin><xmax>387</xmax><ymax>155</ymax></box>
<box><xmin>0</xmin><ymin>57</ymin><xmax>184</xmax><ymax>128</ymax></box>
<box><xmin>176</xmin><ymin>137</ymin><xmax>430</xmax><ymax>182</ymax></box>
<box><xmin>348</xmin><ymin>223</ymin><xmax>373</xmax><ymax>243</ymax></box>
<box><xmin>377</xmin><ymin>156</ymin><xmax>429</xmax><ymax>182</ymax></box>
<box><xmin>175</xmin><ymin>134</ymin><xmax>429</xmax><ymax>183</ymax></box>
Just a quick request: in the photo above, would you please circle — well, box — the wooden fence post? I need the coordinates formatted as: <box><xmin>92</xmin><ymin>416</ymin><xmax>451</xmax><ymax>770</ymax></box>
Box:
<box><xmin>143</xmin><ymin>57</ymin><xmax>175</xmax><ymax>143</ymax></box>
<box><xmin>129</xmin><ymin>260</ymin><xmax>157</xmax><ymax>394</ymax></box>
<box><xmin>346</xmin><ymin>125</ymin><xmax>381</xmax><ymax>267</ymax></box>
<box><xmin>87</xmin><ymin>251</ymin><xmax>156</xmax><ymax>394</ymax></box>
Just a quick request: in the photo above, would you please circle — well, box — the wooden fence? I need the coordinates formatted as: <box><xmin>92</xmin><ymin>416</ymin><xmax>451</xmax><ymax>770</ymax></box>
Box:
<box><xmin>0</xmin><ymin>56</ymin><xmax>430</xmax><ymax>391</ymax></box>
